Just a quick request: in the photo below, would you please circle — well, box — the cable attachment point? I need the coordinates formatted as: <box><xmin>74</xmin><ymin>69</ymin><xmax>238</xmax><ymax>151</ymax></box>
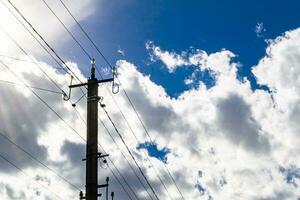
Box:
<box><xmin>72</xmin><ymin>92</ymin><xmax>87</xmax><ymax>107</ymax></box>
<box><xmin>63</xmin><ymin>75</ymin><xmax>74</xmax><ymax>101</ymax></box>
<box><xmin>112</xmin><ymin>67</ymin><xmax>119</xmax><ymax>94</ymax></box>
<box><xmin>99</xmin><ymin>96</ymin><xmax>106</xmax><ymax>107</ymax></box>
<box><xmin>111</xmin><ymin>192</ymin><xmax>115</xmax><ymax>200</ymax></box>
<box><xmin>79</xmin><ymin>191</ymin><xmax>86</xmax><ymax>199</ymax></box>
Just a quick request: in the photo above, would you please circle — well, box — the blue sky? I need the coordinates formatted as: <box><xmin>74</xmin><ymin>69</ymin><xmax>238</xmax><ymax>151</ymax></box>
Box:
<box><xmin>64</xmin><ymin>0</ymin><xmax>300</xmax><ymax>97</ymax></box>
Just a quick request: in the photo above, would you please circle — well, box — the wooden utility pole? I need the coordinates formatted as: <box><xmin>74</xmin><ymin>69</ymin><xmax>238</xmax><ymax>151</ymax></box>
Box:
<box><xmin>70</xmin><ymin>59</ymin><xmax>114</xmax><ymax>200</ymax></box>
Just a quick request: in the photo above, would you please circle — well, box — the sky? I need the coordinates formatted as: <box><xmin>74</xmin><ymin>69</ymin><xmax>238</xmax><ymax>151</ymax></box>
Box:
<box><xmin>0</xmin><ymin>0</ymin><xmax>300</xmax><ymax>200</ymax></box>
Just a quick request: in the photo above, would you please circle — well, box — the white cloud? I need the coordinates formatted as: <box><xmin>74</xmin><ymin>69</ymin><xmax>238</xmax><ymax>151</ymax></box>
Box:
<box><xmin>146</xmin><ymin>41</ymin><xmax>189</xmax><ymax>72</ymax></box>
<box><xmin>1</xmin><ymin>27</ymin><xmax>300</xmax><ymax>200</ymax></box>
<box><xmin>146</xmin><ymin>41</ymin><xmax>237</xmax><ymax>80</ymax></box>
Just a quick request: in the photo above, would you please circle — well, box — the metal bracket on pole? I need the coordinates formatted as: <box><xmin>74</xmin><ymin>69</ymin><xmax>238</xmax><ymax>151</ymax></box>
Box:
<box><xmin>97</xmin><ymin>177</ymin><xmax>110</xmax><ymax>200</ymax></box>
<box><xmin>82</xmin><ymin>152</ymin><xmax>109</xmax><ymax>162</ymax></box>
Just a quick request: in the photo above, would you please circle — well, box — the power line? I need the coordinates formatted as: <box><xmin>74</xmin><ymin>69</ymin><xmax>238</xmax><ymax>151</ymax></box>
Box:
<box><xmin>97</xmin><ymin>143</ymin><xmax>138</xmax><ymax>200</ymax></box>
<box><xmin>0</xmin><ymin>59</ymin><xmax>86</xmax><ymax>142</ymax></box>
<box><xmin>100</xmin><ymin>118</ymin><xmax>154</xmax><ymax>200</ymax></box>
<box><xmin>0</xmin><ymin>59</ymin><xmax>135</xmax><ymax>200</ymax></box>
<box><xmin>4</xmin><ymin>0</ymin><xmax>86</xmax><ymax>88</ymax></box>
<box><xmin>53</xmin><ymin>0</ymin><xmax>174</xmax><ymax>196</ymax></box>
<box><xmin>0</xmin><ymin>54</ymin><xmax>35</xmax><ymax>63</ymax></box>
<box><xmin>99</xmin><ymin>72</ymin><xmax>174</xmax><ymax>200</ymax></box>
<box><xmin>107</xmin><ymin>164</ymin><xmax>135</xmax><ymax>200</ymax></box>
<box><xmin>57</xmin><ymin>1</ymin><xmax>185</xmax><ymax>198</ymax></box>
<box><xmin>0</xmin><ymin>130</ymin><xmax>81</xmax><ymax>190</ymax></box>
<box><xmin>0</xmin><ymin>79</ymin><xmax>63</xmax><ymax>94</ymax></box>
<box><xmin>0</xmin><ymin>54</ymin><xmax>64</xmax><ymax>70</ymax></box>
<box><xmin>0</xmin><ymin>25</ymin><xmax>136</xmax><ymax>199</ymax></box>
<box><xmin>36</xmin><ymin>1</ymin><xmax>173</xmax><ymax>196</ymax></box>
<box><xmin>0</xmin><ymin>25</ymin><xmax>66</xmax><ymax>95</ymax></box>
<box><xmin>0</xmin><ymin>153</ymin><xmax>63</xmax><ymax>200</ymax></box>
<box><xmin>3</xmin><ymin>0</ymin><xmax>180</xmax><ymax>198</ymax></box>
<box><xmin>40</xmin><ymin>0</ymin><xmax>92</xmax><ymax>60</ymax></box>
<box><xmin>0</xmin><ymin>0</ymin><xmax>88</xmax><ymax>130</ymax></box>
<box><xmin>0</xmin><ymin>20</ymin><xmax>87</xmax><ymax>129</ymax></box>
<box><xmin>102</xmin><ymin>107</ymin><xmax>160</xmax><ymax>200</ymax></box>
<box><xmin>0</xmin><ymin>0</ymin><xmax>71</xmax><ymax>77</ymax></box>
<box><xmin>58</xmin><ymin>0</ymin><xmax>109</xmax><ymax>65</ymax></box>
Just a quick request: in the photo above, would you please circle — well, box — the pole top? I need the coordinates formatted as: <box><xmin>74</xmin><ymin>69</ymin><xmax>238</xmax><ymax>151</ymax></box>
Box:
<box><xmin>91</xmin><ymin>58</ymin><xmax>96</xmax><ymax>79</ymax></box>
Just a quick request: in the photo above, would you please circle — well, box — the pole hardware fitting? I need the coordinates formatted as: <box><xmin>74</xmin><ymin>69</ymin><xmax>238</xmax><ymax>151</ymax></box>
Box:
<box><xmin>98</xmin><ymin>153</ymin><xmax>109</xmax><ymax>157</ymax></box>
<box><xmin>99</xmin><ymin>153</ymin><xmax>109</xmax><ymax>166</ymax></box>
<box><xmin>72</xmin><ymin>92</ymin><xmax>87</xmax><ymax>107</ymax></box>
<box><xmin>98</xmin><ymin>183</ymin><xmax>109</xmax><ymax>188</ymax></box>
<box><xmin>98</xmin><ymin>177</ymin><xmax>109</xmax><ymax>189</ymax></box>
<box><xmin>111</xmin><ymin>192</ymin><xmax>115</xmax><ymax>200</ymax></box>
<box><xmin>63</xmin><ymin>75</ymin><xmax>74</xmax><ymax>101</ymax></box>
<box><xmin>87</xmin><ymin>95</ymin><xmax>100</xmax><ymax>102</ymax></box>
<box><xmin>79</xmin><ymin>191</ymin><xmax>86</xmax><ymax>199</ymax></box>
<box><xmin>82</xmin><ymin>152</ymin><xmax>109</xmax><ymax>161</ymax></box>
<box><xmin>99</xmin><ymin>96</ymin><xmax>106</xmax><ymax>108</ymax></box>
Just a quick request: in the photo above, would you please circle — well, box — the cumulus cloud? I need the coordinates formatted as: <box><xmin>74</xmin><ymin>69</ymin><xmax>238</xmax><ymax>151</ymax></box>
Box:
<box><xmin>1</xmin><ymin>27</ymin><xmax>300</xmax><ymax>200</ymax></box>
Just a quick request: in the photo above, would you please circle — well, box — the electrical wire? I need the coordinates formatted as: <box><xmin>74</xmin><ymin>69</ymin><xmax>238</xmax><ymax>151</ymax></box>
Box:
<box><xmin>0</xmin><ymin>54</ymin><xmax>35</xmax><ymax>63</ymax></box>
<box><xmin>107</xmin><ymin>163</ymin><xmax>134</xmax><ymax>200</ymax></box>
<box><xmin>0</xmin><ymin>79</ymin><xmax>63</xmax><ymax>94</ymax></box>
<box><xmin>50</xmin><ymin>0</ymin><xmax>174</xmax><ymax>196</ymax></box>
<box><xmin>58</xmin><ymin>1</ymin><xmax>185</xmax><ymax>198</ymax></box>
<box><xmin>0</xmin><ymin>54</ymin><xmax>64</xmax><ymax>70</ymax></box>
<box><xmin>0</xmin><ymin>15</ymin><xmax>135</xmax><ymax>200</ymax></box>
<box><xmin>98</xmin><ymin>72</ymin><xmax>174</xmax><ymax>200</ymax></box>
<box><xmin>58</xmin><ymin>0</ymin><xmax>108</xmax><ymax>65</ymax></box>
<box><xmin>35</xmin><ymin>1</ymin><xmax>175</xmax><ymax>197</ymax></box>
<box><xmin>0</xmin><ymin>4</ymin><xmax>87</xmax><ymax>127</ymax></box>
<box><xmin>0</xmin><ymin>130</ymin><xmax>81</xmax><ymax>190</ymax></box>
<box><xmin>0</xmin><ymin>153</ymin><xmax>63</xmax><ymax>200</ymax></box>
<box><xmin>0</xmin><ymin>19</ymin><xmax>136</xmax><ymax>200</ymax></box>
<box><xmin>4</xmin><ymin>0</ymin><xmax>86</xmax><ymax>88</ymax></box>
<box><xmin>102</xmin><ymin>107</ymin><xmax>160</xmax><ymax>200</ymax></box>
<box><xmin>0</xmin><ymin>59</ymin><xmax>136</xmax><ymax>199</ymax></box>
<box><xmin>97</xmin><ymin>143</ymin><xmax>138</xmax><ymax>200</ymax></box>
<box><xmin>2</xmin><ymin>0</ymin><xmax>179</xmax><ymax>198</ymax></box>
<box><xmin>0</xmin><ymin>60</ymin><xmax>135</xmax><ymax>200</ymax></box>
<box><xmin>0</xmin><ymin>25</ymin><xmax>66</xmax><ymax>95</ymax></box>
<box><xmin>0</xmin><ymin>59</ymin><xmax>86</xmax><ymax>142</ymax></box>
<box><xmin>0</xmin><ymin>0</ymin><xmax>71</xmax><ymax>77</ymax></box>
<box><xmin>100</xmin><ymin>118</ymin><xmax>153</xmax><ymax>200</ymax></box>
<box><xmin>40</xmin><ymin>0</ymin><xmax>92</xmax><ymax>60</ymax></box>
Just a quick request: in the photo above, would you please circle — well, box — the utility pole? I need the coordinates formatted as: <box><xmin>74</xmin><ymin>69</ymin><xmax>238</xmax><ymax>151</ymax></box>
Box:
<box><xmin>69</xmin><ymin>59</ymin><xmax>116</xmax><ymax>200</ymax></box>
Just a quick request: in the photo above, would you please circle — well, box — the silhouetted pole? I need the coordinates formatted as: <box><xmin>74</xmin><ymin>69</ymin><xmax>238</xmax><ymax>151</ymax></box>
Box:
<box><xmin>86</xmin><ymin>63</ymin><xmax>99</xmax><ymax>200</ymax></box>
<box><xmin>70</xmin><ymin>59</ymin><xmax>114</xmax><ymax>200</ymax></box>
